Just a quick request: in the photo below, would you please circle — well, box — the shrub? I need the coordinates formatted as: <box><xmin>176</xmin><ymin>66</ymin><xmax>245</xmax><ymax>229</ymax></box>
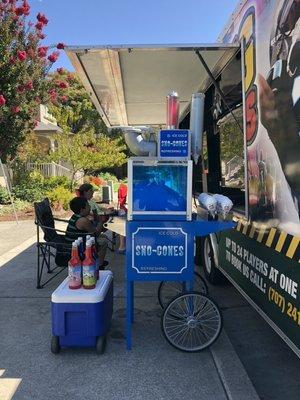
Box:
<box><xmin>98</xmin><ymin>172</ymin><xmax>118</xmax><ymax>182</ymax></box>
<box><xmin>28</xmin><ymin>170</ymin><xmax>44</xmax><ymax>187</ymax></box>
<box><xmin>12</xmin><ymin>183</ymin><xmax>44</xmax><ymax>202</ymax></box>
<box><xmin>12</xmin><ymin>173</ymin><xmax>72</xmax><ymax>203</ymax></box>
<box><xmin>0</xmin><ymin>186</ymin><xmax>10</xmax><ymax>204</ymax></box>
<box><xmin>46</xmin><ymin>186</ymin><xmax>73</xmax><ymax>210</ymax></box>
<box><xmin>43</xmin><ymin>176</ymin><xmax>71</xmax><ymax>191</ymax></box>
<box><xmin>89</xmin><ymin>176</ymin><xmax>104</xmax><ymax>187</ymax></box>
<box><xmin>90</xmin><ymin>183</ymin><xmax>100</xmax><ymax>191</ymax></box>
<box><xmin>12</xmin><ymin>170</ymin><xmax>45</xmax><ymax>199</ymax></box>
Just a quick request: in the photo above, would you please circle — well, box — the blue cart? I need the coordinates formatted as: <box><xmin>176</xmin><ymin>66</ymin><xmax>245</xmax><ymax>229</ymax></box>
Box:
<box><xmin>126</xmin><ymin>218</ymin><xmax>235</xmax><ymax>351</ymax></box>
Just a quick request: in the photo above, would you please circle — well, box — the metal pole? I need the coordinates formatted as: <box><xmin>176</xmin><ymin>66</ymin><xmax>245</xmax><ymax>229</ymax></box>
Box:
<box><xmin>194</xmin><ymin>50</ymin><xmax>244</xmax><ymax>134</ymax></box>
<box><xmin>0</xmin><ymin>159</ymin><xmax>19</xmax><ymax>225</ymax></box>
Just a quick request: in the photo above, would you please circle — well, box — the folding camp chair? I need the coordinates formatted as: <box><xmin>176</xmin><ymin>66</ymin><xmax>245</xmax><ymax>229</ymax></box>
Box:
<box><xmin>34</xmin><ymin>198</ymin><xmax>72</xmax><ymax>289</ymax></box>
<box><xmin>34</xmin><ymin>198</ymin><xmax>113</xmax><ymax>288</ymax></box>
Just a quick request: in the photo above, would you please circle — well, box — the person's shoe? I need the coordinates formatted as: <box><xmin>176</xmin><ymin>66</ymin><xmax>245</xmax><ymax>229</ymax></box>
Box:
<box><xmin>117</xmin><ymin>249</ymin><xmax>126</xmax><ymax>255</ymax></box>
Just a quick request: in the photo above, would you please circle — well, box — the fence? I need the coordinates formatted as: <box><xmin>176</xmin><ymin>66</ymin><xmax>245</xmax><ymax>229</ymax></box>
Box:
<box><xmin>26</xmin><ymin>162</ymin><xmax>83</xmax><ymax>182</ymax></box>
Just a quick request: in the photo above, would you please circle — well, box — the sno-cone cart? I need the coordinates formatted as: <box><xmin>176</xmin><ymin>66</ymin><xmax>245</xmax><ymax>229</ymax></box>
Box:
<box><xmin>123</xmin><ymin>93</ymin><xmax>236</xmax><ymax>351</ymax></box>
<box><xmin>126</xmin><ymin>215</ymin><xmax>235</xmax><ymax>351</ymax></box>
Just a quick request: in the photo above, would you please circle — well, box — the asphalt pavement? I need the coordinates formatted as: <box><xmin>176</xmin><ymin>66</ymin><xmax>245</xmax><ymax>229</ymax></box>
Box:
<box><xmin>209</xmin><ymin>279</ymin><xmax>300</xmax><ymax>400</ymax></box>
<box><xmin>0</xmin><ymin>219</ymin><xmax>261</xmax><ymax>400</ymax></box>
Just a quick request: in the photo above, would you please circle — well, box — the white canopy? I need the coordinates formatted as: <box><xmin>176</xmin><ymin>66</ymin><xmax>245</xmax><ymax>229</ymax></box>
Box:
<box><xmin>66</xmin><ymin>43</ymin><xmax>239</xmax><ymax>127</ymax></box>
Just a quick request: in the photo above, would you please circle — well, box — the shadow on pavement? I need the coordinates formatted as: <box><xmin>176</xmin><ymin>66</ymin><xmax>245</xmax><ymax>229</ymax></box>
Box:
<box><xmin>0</xmin><ymin>244</ymin><xmax>230</xmax><ymax>400</ymax></box>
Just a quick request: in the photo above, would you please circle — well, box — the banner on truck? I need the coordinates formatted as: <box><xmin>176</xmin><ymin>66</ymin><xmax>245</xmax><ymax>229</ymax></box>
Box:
<box><xmin>222</xmin><ymin>0</ymin><xmax>300</xmax><ymax>236</ymax></box>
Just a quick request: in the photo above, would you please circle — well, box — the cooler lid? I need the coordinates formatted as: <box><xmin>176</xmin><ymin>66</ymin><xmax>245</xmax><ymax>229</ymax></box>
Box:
<box><xmin>51</xmin><ymin>270</ymin><xmax>113</xmax><ymax>303</ymax></box>
<box><xmin>65</xmin><ymin>43</ymin><xmax>239</xmax><ymax>127</ymax></box>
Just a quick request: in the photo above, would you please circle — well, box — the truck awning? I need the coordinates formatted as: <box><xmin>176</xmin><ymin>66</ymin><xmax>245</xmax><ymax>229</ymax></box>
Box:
<box><xmin>65</xmin><ymin>44</ymin><xmax>239</xmax><ymax>127</ymax></box>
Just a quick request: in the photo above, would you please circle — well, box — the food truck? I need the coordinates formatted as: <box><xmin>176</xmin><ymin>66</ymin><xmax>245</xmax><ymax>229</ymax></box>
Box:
<box><xmin>66</xmin><ymin>0</ymin><xmax>300</xmax><ymax>356</ymax></box>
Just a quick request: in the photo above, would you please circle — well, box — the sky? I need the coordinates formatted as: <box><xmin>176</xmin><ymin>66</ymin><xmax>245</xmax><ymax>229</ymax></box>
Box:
<box><xmin>28</xmin><ymin>0</ymin><xmax>238</xmax><ymax>71</ymax></box>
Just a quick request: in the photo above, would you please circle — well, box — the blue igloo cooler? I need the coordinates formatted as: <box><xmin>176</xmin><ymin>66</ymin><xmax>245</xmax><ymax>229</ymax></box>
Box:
<box><xmin>51</xmin><ymin>270</ymin><xmax>113</xmax><ymax>354</ymax></box>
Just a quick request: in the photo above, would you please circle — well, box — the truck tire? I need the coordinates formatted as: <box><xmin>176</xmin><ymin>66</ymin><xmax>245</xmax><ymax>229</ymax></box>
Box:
<box><xmin>201</xmin><ymin>236</ymin><xmax>226</xmax><ymax>285</ymax></box>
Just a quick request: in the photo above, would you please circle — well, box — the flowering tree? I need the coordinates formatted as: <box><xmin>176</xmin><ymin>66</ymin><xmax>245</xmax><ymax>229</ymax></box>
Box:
<box><xmin>0</xmin><ymin>0</ymin><xmax>67</xmax><ymax>162</ymax></box>
<box><xmin>48</xmin><ymin>69</ymin><xmax>107</xmax><ymax>135</ymax></box>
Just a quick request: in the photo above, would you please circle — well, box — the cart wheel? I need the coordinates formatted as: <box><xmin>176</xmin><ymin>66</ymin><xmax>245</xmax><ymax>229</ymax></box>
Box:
<box><xmin>161</xmin><ymin>292</ymin><xmax>222</xmax><ymax>352</ymax></box>
<box><xmin>96</xmin><ymin>336</ymin><xmax>107</xmax><ymax>354</ymax></box>
<box><xmin>158</xmin><ymin>272</ymin><xmax>208</xmax><ymax>309</ymax></box>
<box><xmin>51</xmin><ymin>336</ymin><xmax>60</xmax><ymax>354</ymax></box>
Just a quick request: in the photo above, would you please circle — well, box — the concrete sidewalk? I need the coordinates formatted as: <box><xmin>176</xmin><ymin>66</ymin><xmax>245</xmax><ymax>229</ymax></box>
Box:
<box><xmin>0</xmin><ymin>220</ymin><xmax>36</xmax><ymax>256</ymax></box>
<box><xmin>0</xmin><ymin>223</ymin><xmax>260</xmax><ymax>400</ymax></box>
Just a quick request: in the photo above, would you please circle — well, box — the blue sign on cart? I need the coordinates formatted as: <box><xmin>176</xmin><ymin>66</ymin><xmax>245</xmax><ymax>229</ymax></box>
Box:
<box><xmin>126</xmin><ymin>221</ymin><xmax>195</xmax><ymax>281</ymax></box>
<box><xmin>158</xmin><ymin>129</ymin><xmax>190</xmax><ymax>159</ymax></box>
<box><xmin>132</xmin><ymin>227</ymin><xmax>187</xmax><ymax>274</ymax></box>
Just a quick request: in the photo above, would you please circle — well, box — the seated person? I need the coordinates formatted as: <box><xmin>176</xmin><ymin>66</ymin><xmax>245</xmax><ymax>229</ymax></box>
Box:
<box><xmin>77</xmin><ymin>183</ymin><xmax>103</xmax><ymax>221</ymax></box>
<box><xmin>78</xmin><ymin>183</ymin><xmax>114</xmax><ymax>224</ymax></box>
<box><xmin>65</xmin><ymin>197</ymin><xmax>108</xmax><ymax>268</ymax></box>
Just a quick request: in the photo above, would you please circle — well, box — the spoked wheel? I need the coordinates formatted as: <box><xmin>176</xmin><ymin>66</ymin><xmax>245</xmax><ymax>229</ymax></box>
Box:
<box><xmin>161</xmin><ymin>292</ymin><xmax>222</xmax><ymax>352</ymax></box>
<box><xmin>158</xmin><ymin>272</ymin><xmax>208</xmax><ymax>309</ymax></box>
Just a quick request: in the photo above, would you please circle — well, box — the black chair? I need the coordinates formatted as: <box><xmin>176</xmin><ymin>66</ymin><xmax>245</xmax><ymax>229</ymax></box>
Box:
<box><xmin>34</xmin><ymin>198</ymin><xmax>74</xmax><ymax>289</ymax></box>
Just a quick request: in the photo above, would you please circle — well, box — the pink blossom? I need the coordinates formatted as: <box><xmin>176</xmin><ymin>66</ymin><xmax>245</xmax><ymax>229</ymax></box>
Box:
<box><xmin>47</xmin><ymin>51</ymin><xmax>59</xmax><ymax>63</ymax></box>
<box><xmin>36</xmin><ymin>12</ymin><xmax>48</xmax><ymax>25</ymax></box>
<box><xmin>17</xmin><ymin>50</ymin><xmax>26</xmax><ymax>61</ymax></box>
<box><xmin>22</xmin><ymin>1</ymin><xmax>30</xmax><ymax>15</ymax></box>
<box><xmin>0</xmin><ymin>95</ymin><xmax>6</xmax><ymax>106</ymax></box>
<box><xmin>26</xmin><ymin>81</ymin><xmax>33</xmax><ymax>90</ymax></box>
<box><xmin>58</xmin><ymin>81</ymin><xmax>68</xmax><ymax>89</ymax></box>
<box><xmin>37</xmin><ymin>32</ymin><xmax>46</xmax><ymax>40</ymax></box>
<box><xmin>48</xmin><ymin>89</ymin><xmax>57</xmax><ymax>100</ymax></box>
<box><xmin>56</xmin><ymin>67</ymin><xmax>65</xmax><ymax>75</ymax></box>
<box><xmin>35</xmin><ymin>21</ymin><xmax>43</xmax><ymax>30</ymax></box>
<box><xmin>56</xmin><ymin>43</ymin><xmax>65</xmax><ymax>50</ymax></box>
<box><xmin>15</xmin><ymin>1</ymin><xmax>29</xmax><ymax>16</ymax></box>
<box><xmin>35</xmin><ymin>97</ymin><xmax>41</xmax><ymax>104</ymax></box>
<box><xmin>37</xmin><ymin>46</ymin><xmax>48</xmax><ymax>57</ymax></box>
<box><xmin>17</xmin><ymin>85</ymin><xmax>24</xmax><ymax>93</ymax></box>
<box><xmin>11</xmin><ymin>105</ymin><xmax>21</xmax><ymax>113</ymax></box>
<box><xmin>15</xmin><ymin>6</ymin><xmax>24</xmax><ymax>15</ymax></box>
<box><xmin>60</xmin><ymin>95</ymin><xmax>68</xmax><ymax>103</ymax></box>
<box><xmin>48</xmin><ymin>88</ymin><xmax>57</xmax><ymax>103</ymax></box>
